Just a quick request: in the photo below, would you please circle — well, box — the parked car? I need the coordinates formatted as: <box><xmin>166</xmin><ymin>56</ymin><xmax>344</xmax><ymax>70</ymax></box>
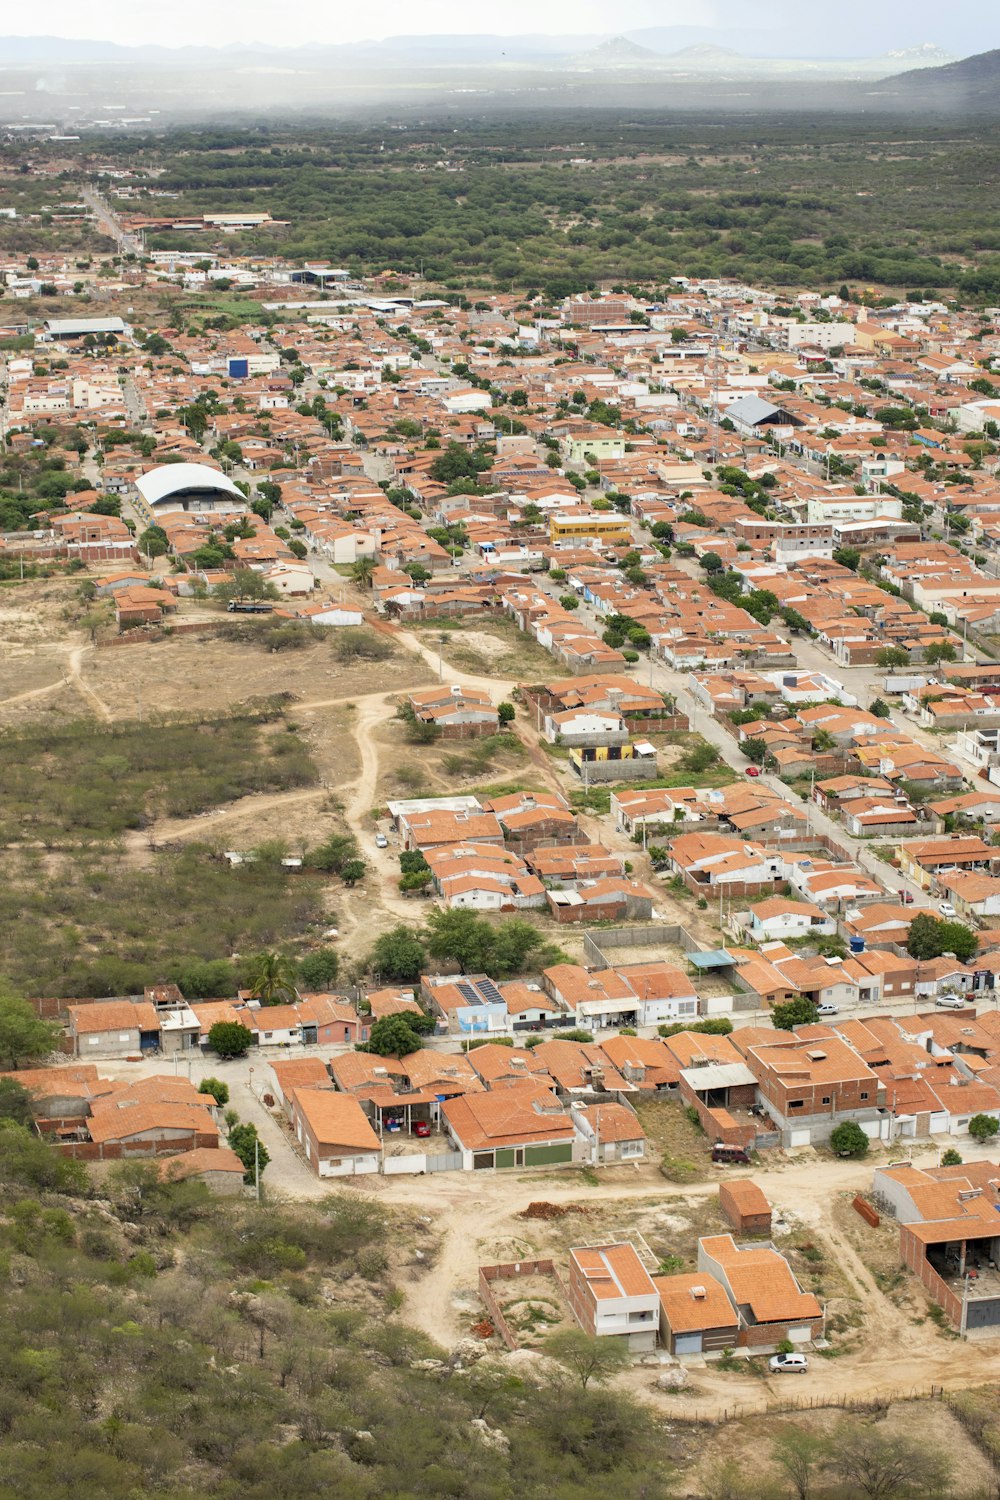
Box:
<box><xmin>744</xmin><ymin>765</ymin><xmax>761</xmax><ymax>778</ymax></box>
<box><xmin>938</xmin><ymin>902</ymin><xmax>957</xmax><ymax>919</ymax></box>
<box><xmin>769</xmin><ymin>1352</ymin><xmax>808</xmax><ymax>1375</ymax></box>
<box><xmin>712</xmin><ymin>1143</ymin><xmax>750</xmax><ymax>1165</ymax></box>
<box><xmin>412</xmin><ymin>1120</ymin><xmax>431</xmax><ymax>1138</ymax></box>
<box><xmin>935</xmin><ymin>994</ymin><xmax>967</xmax><ymax>1010</ymax></box>
<box><xmin>375</xmin><ymin>833</ymin><xmax>388</xmax><ymax>849</ymax></box>
<box><xmin>816</xmin><ymin>1002</ymin><xmax>839</xmax><ymax>1017</ymax></box>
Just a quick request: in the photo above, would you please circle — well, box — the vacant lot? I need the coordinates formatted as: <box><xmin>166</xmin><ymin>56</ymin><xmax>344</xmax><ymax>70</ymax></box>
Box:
<box><xmin>679</xmin><ymin>1397</ymin><xmax>995</xmax><ymax>1499</ymax></box>
<box><xmin>0</xmin><ymin>710</ymin><xmax>317</xmax><ymax>846</ymax></box>
<box><xmin>0</xmin><ymin>844</ymin><xmax>327</xmax><ymax>998</ymax></box>
<box><xmin>410</xmin><ymin>615</ymin><xmax>554</xmax><ymax>681</ymax></box>
<box><xmin>83</xmin><ymin>627</ymin><xmax>432</xmax><ymax>720</ymax></box>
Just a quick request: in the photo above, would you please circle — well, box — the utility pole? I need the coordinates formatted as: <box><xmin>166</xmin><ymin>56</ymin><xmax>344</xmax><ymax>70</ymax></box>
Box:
<box><xmin>254</xmin><ymin>1134</ymin><xmax>261</xmax><ymax>1203</ymax></box>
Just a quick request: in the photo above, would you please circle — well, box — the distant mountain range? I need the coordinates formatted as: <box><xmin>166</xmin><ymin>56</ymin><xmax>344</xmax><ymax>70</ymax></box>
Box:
<box><xmin>0</xmin><ymin>31</ymin><xmax>962</xmax><ymax>75</ymax></box>
<box><xmin>0</xmin><ymin>31</ymin><xmax>997</xmax><ymax>121</ymax></box>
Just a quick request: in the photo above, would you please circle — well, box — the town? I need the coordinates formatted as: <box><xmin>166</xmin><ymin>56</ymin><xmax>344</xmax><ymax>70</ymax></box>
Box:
<box><xmin>8</xmin><ymin>127</ymin><xmax>1000</xmax><ymax>1496</ymax></box>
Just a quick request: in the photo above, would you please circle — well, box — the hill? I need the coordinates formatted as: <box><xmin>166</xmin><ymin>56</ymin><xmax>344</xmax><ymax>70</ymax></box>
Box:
<box><xmin>884</xmin><ymin>46</ymin><xmax>1000</xmax><ymax>105</ymax></box>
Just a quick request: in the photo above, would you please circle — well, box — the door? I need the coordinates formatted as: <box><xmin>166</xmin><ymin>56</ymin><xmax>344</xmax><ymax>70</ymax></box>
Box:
<box><xmin>674</xmin><ymin>1333</ymin><xmax>702</xmax><ymax>1355</ymax></box>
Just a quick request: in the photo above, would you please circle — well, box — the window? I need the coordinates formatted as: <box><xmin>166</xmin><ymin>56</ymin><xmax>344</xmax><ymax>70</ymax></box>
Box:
<box><xmin>621</xmin><ymin>1140</ymin><xmax>643</xmax><ymax>1158</ymax></box>
<box><xmin>88</xmin><ymin>1036</ymin><xmax>99</xmax><ymax>1046</ymax></box>
<box><xmin>860</xmin><ymin>1091</ymin><xmax>869</xmax><ymax>1101</ymax></box>
<box><xmin>789</xmin><ymin>1100</ymin><xmax>804</xmax><ymax>1110</ymax></box>
<box><xmin>821</xmin><ymin>1096</ymin><xmax>831</xmax><ymax>1105</ymax></box>
<box><xmin>264</xmin><ymin>1031</ymin><xmax>273</xmax><ymax>1040</ymax></box>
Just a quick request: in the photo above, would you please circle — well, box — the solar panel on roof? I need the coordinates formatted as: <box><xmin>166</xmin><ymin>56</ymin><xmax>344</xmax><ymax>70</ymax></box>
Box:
<box><xmin>458</xmin><ymin>982</ymin><xmax>481</xmax><ymax>1005</ymax></box>
<box><xmin>478</xmin><ymin>979</ymin><xmax>504</xmax><ymax>1005</ymax></box>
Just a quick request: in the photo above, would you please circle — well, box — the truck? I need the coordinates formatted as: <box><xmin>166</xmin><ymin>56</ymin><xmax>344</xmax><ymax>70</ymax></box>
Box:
<box><xmin>227</xmin><ymin>600</ymin><xmax>275</xmax><ymax>614</ymax></box>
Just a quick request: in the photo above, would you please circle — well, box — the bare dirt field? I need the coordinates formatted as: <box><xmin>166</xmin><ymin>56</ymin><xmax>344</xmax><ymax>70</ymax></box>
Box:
<box><xmin>408</xmin><ymin>615</ymin><xmax>555</xmax><ymax>681</ymax></box>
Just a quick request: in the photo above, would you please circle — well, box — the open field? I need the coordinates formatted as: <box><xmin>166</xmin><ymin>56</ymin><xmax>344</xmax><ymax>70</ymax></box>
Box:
<box><xmin>0</xmin><ymin>711</ymin><xmax>317</xmax><ymax>846</ymax></box>
<box><xmin>0</xmin><ymin>844</ymin><xmax>328</xmax><ymax>998</ymax></box>
<box><xmin>409</xmin><ymin>615</ymin><xmax>556</xmax><ymax>681</ymax></box>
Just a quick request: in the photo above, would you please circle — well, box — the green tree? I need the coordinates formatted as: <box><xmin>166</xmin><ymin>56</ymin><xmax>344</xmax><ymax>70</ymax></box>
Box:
<box><xmin>772</xmin><ymin>997</ymin><xmax>819</xmax><ymax>1031</ymax></box>
<box><xmin>829</xmin><ymin>1421</ymin><xmax>948</xmax><ymax>1499</ymax></box>
<box><xmin>0</xmin><ymin>1075</ymin><xmax>33</xmax><ymax>1126</ymax></box>
<box><xmin>679</xmin><ymin>741</ymin><xmax>720</xmax><ymax>775</ymax></box>
<box><xmin>298</xmin><ymin>949</ymin><xmax>339</xmax><ymax>988</ymax></box>
<box><xmin>875</xmin><ymin>646</ymin><xmax>909</xmax><ymax>669</ymax></box>
<box><xmin>197</xmin><ymin>1077</ymin><xmax>230</xmax><ymax>1107</ymax></box>
<box><xmin>351</xmin><ymin>555</ymin><xmax>375</xmax><ymax>588</ymax></box>
<box><xmin>228</xmin><ymin>1122</ymin><xmax>269</xmax><ymax>1185</ymax></box>
<box><xmin>207</xmin><ymin>1021</ymin><xmax>253</xmax><ymax>1058</ymax></box>
<box><xmin>907</xmin><ymin>913</ymin><xmax>977</xmax><ymax>964</ymax></box>
<box><xmin>941</xmin><ymin>1147</ymin><xmax>963</xmax><ymax>1166</ymax></box>
<box><xmin>138</xmin><ymin>525</ymin><xmax>168</xmax><ymax>558</ymax></box>
<box><xmin>833</xmin><ymin>546</ymin><xmax>861</xmax><ymax>571</ymax></box>
<box><xmin>245</xmin><ymin>949</ymin><xmax>297</xmax><ymax>1006</ymax></box>
<box><xmin>869</xmin><ymin>698</ymin><xmax>891</xmax><ymax>718</ymax></box>
<box><xmin>308</xmin><ymin>832</ymin><xmax>360</xmax><ymax>875</ymax></box>
<box><xmin>214</xmin><ymin>568</ymin><xmax>278</xmax><ymax>606</ymax></box>
<box><xmin>364</xmin><ymin>1013</ymin><xmax>429</xmax><ymax>1057</ymax></box>
<box><xmin>771</xmin><ymin>1426</ymin><xmax>830</xmax><ymax>1500</ymax></box>
<box><xmin>544</xmin><ymin>1328</ymin><xmax>631</xmax><ymax>1390</ymax></box>
<box><xmin>341</xmin><ymin>859</ymin><xmax>366</xmax><ymax>887</ymax></box>
<box><xmin>968</xmin><ymin>1113</ymin><xmax>999</xmax><ymax>1144</ymax></box>
<box><xmin>830</xmin><ymin>1121</ymin><xmax>870</xmax><ymax>1159</ymax></box>
<box><xmin>497</xmin><ymin>701</ymin><xmax>516</xmax><ymax>724</ymax></box>
<box><xmin>700</xmin><ymin>551</ymin><xmax>724</xmax><ymax>574</ymax></box>
<box><xmin>924</xmin><ymin>641</ymin><xmax>957</xmax><ymax>665</ymax></box>
<box><xmin>743</xmin><ymin>737</ymin><xmax>768</xmax><ymax>765</ymax></box>
<box><xmin>369</xmin><ymin>925</ymin><xmax>426</xmax><ymax>982</ymax></box>
<box><xmin>0</xmin><ymin>990</ymin><xmax>60</xmax><ymax>1070</ymax></box>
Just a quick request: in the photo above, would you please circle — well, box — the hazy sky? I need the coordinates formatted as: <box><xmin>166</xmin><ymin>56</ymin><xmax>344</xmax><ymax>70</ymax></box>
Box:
<box><xmin>5</xmin><ymin>0</ymin><xmax>998</xmax><ymax>53</ymax></box>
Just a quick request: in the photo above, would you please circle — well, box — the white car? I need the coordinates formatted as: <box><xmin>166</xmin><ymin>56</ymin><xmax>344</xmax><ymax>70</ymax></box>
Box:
<box><xmin>938</xmin><ymin>903</ymin><xmax>958</xmax><ymax>919</ymax></box>
<box><xmin>935</xmin><ymin>994</ymin><xmax>967</xmax><ymax>1010</ymax></box>
<box><xmin>769</xmin><ymin>1352</ymin><xmax>808</xmax><ymax>1374</ymax></box>
<box><xmin>817</xmin><ymin>1002</ymin><xmax>839</xmax><ymax>1017</ymax></box>
<box><xmin>375</xmin><ymin>833</ymin><xmax>389</xmax><ymax>849</ymax></box>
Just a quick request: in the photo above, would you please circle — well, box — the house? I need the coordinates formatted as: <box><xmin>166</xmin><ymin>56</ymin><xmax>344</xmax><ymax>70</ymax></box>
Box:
<box><xmin>442</xmin><ymin>1083</ymin><xmax>576</xmax><ymax>1170</ymax></box>
<box><xmin>85</xmin><ymin>1078</ymin><xmax>219</xmax><ymax>1158</ymax></box>
<box><xmin>899</xmin><ymin>835</ymin><xmax>1000</xmax><ymax>892</ymax></box>
<box><xmin>874</xmin><ymin>1161</ymin><xmax>1000</xmax><ymax>1334</ymax></box>
<box><xmin>567</xmin><ymin>1243</ymin><xmax>660</xmax><ymax>1352</ymax></box>
<box><xmin>938</xmin><ymin>873</ymin><xmax>1000</xmax><ymax>923</ymax></box>
<box><xmin>296</xmin><ymin>994</ymin><xmax>370</xmax><ymax>1045</ymax></box>
<box><xmin>68</xmin><ymin>999</ymin><xmax>160</xmax><ymax>1058</ymax></box>
<box><xmin>542</xmin><ymin>962</ymin><xmax>697</xmax><ymax>1029</ymax></box>
<box><xmin>746</xmin><ymin>897</ymin><xmax>836</xmax><ymax>943</ymax></box>
<box><xmin>596</xmin><ymin>1035</ymin><xmax>681</xmax><ymax>1093</ymax></box>
<box><xmin>407</xmin><ymin>685</ymin><xmax>499</xmax><ymax>739</ymax></box>
<box><xmin>571</xmin><ymin>1101</ymin><xmax>647</xmax><ymax>1164</ymax></box>
<box><xmin>720</xmin><ymin>1180</ymin><xmax>772</xmax><ymax>1237</ymax></box>
<box><xmin>466</xmin><ymin>1043</ymin><xmax>554</xmax><ymax>1092</ymax></box>
<box><xmin>741</xmin><ymin>1032</ymin><xmax>884</xmax><ymax>1147</ymax></box>
<box><xmin>654</xmin><ymin>1272</ymin><xmax>740</xmax><ymax>1356</ymax></box>
<box><xmin>159</xmin><ymin>1145</ymin><xmax>247</xmax><ymax>1195</ymax></box>
<box><xmin>697</xmin><ymin>1234</ymin><xmax>823</xmax><ymax>1348</ymax></box>
<box><xmin>286</xmin><ymin>1086</ymin><xmax>383</xmax><ymax>1177</ymax></box>
<box><xmin>267</xmin><ymin>1057</ymin><xmax>330</xmax><ymax>1110</ymax></box>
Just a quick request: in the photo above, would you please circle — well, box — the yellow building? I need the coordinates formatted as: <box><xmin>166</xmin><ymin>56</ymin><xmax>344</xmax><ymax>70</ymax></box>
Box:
<box><xmin>549</xmin><ymin>511</ymin><xmax>632</xmax><ymax>547</ymax></box>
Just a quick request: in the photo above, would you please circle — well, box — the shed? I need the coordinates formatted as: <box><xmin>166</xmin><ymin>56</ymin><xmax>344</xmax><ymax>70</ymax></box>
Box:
<box><xmin>720</xmin><ymin>1179</ymin><xmax>772</xmax><ymax>1237</ymax></box>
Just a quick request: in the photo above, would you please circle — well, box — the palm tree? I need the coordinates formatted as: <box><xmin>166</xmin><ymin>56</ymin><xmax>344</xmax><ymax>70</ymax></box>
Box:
<box><xmin>351</xmin><ymin>556</ymin><xmax>375</xmax><ymax>589</ymax></box>
<box><xmin>245</xmin><ymin>949</ymin><xmax>297</xmax><ymax>1007</ymax></box>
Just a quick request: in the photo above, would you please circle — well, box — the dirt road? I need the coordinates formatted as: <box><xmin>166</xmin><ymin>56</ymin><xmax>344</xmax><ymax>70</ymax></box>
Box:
<box><xmin>356</xmin><ymin>1141</ymin><xmax>1000</xmax><ymax>1414</ymax></box>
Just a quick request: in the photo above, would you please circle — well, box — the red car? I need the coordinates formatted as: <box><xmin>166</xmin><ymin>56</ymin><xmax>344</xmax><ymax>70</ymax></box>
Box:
<box><xmin>744</xmin><ymin>765</ymin><xmax>761</xmax><ymax>777</ymax></box>
<box><xmin>412</xmin><ymin>1120</ymin><xmax>431</xmax><ymax>1138</ymax></box>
